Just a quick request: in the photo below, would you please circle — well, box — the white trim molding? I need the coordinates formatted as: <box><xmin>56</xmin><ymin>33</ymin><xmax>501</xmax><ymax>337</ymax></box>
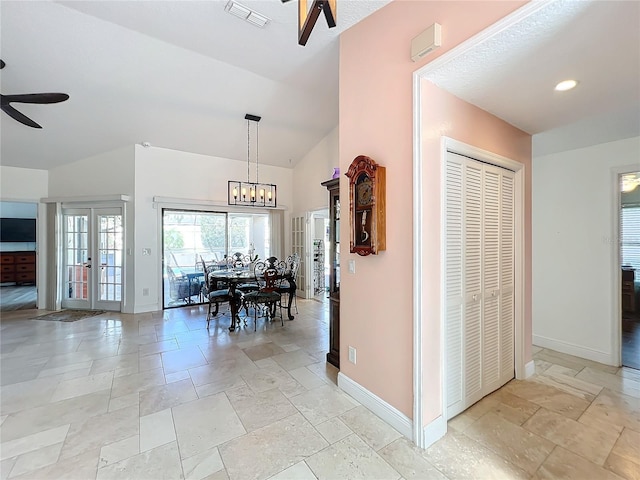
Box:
<box><xmin>412</xmin><ymin>0</ymin><xmax>544</xmax><ymax>451</ymax></box>
<box><xmin>441</xmin><ymin>137</ymin><xmax>527</xmax><ymax>377</ymax></box>
<box><xmin>41</xmin><ymin>194</ymin><xmax>130</xmax><ymax>204</ymax></box>
<box><xmin>338</xmin><ymin>373</ymin><xmax>413</xmax><ymax>440</ymax></box>
<box><xmin>153</xmin><ymin>196</ymin><xmax>288</xmax><ymax>212</ymax></box>
<box><xmin>524</xmin><ymin>360</ymin><xmax>535</xmax><ymax>379</ymax></box>
<box><xmin>610</xmin><ymin>164</ymin><xmax>640</xmax><ymax>368</ymax></box>
<box><xmin>533</xmin><ymin>334</ymin><xmax>616</xmax><ymax>367</ymax></box>
<box><xmin>412</xmin><ymin>66</ymin><xmax>425</xmax><ymax>448</ymax></box>
<box><xmin>415</xmin><ymin>0</ymin><xmax>556</xmax><ymax>78</ymax></box>
<box><xmin>422</xmin><ymin>415</ymin><xmax>447</xmax><ymax>448</ymax></box>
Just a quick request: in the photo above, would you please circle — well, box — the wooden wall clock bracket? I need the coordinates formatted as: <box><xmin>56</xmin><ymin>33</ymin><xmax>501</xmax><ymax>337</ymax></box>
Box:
<box><xmin>346</xmin><ymin>155</ymin><xmax>386</xmax><ymax>256</ymax></box>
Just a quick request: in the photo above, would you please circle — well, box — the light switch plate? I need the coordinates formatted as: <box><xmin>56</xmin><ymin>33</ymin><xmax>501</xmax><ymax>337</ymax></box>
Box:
<box><xmin>349</xmin><ymin>259</ymin><xmax>356</xmax><ymax>274</ymax></box>
<box><xmin>348</xmin><ymin>346</ymin><xmax>357</xmax><ymax>364</ymax></box>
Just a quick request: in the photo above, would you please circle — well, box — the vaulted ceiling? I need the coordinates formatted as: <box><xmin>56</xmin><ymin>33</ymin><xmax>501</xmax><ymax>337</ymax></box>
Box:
<box><xmin>1</xmin><ymin>0</ymin><xmax>638</xmax><ymax>171</ymax></box>
<box><xmin>0</xmin><ymin>0</ymin><xmax>390</xmax><ymax>170</ymax></box>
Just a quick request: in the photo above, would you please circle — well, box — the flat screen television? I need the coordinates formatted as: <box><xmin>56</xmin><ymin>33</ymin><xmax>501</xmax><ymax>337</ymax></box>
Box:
<box><xmin>0</xmin><ymin>218</ymin><xmax>36</xmax><ymax>242</ymax></box>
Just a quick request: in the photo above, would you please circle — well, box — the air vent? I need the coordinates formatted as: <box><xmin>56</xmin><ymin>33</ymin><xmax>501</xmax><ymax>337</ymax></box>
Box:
<box><xmin>225</xmin><ymin>0</ymin><xmax>270</xmax><ymax>28</ymax></box>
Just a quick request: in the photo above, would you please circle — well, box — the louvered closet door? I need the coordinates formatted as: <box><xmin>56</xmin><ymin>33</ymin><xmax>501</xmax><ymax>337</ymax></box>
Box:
<box><xmin>482</xmin><ymin>165</ymin><xmax>502</xmax><ymax>394</ymax></box>
<box><xmin>445</xmin><ymin>152</ymin><xmax>515</xmax><ymax>420</ymax></box>
<box><xmin>499</xmin><ymin>171</ymin><xmax>515</xmax><ymax>387</ymax></box>
<box><xmin>464</xmin><ymin>161</ymin><xmax>484</xmax><ymax>408</ymax></box>
<box><xmin>445</xmin><ymin>154</ymin><xmax>464</xmax><ymax>416</ymax></box>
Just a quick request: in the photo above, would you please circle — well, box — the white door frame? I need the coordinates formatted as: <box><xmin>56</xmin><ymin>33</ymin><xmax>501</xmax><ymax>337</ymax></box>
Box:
<box><xmin>61</xmin><ymin>206</ymin><xmax>124</xmax><ymax>311</ymax></box>
<box><xmin>411</xmin><ymin>0</ymin><xmax>549</xmax><ymax>449</ymax></box>
<box><xmin>412</xmin><ymin>135</ymin><xmax>526</xmax><ymax>448</ymax></box>
<box><xmin>305</xmin><ymin>208</ymin><xmax>330</xmax><ymax>300</ymax></box>
<box><xmin>610</xmin><ymin>165</ymin><xmax>640</xmax><ymax>366</ymax></box>
<box><xmin>442</xmin><ymin>139</ymin><xmax>525</xmax><ymax>415</ymax></box>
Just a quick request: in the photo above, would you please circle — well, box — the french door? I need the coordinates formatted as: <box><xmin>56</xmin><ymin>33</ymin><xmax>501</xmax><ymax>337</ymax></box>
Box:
<box><xmin>62</xmin><ymin>208</ymin><xmax>123</xmax><ymax>311</ymax></box>
<box><xmin>291</xmin><ymin>215</ymin><xmax>308</xmax><ymax>299</ymax></box>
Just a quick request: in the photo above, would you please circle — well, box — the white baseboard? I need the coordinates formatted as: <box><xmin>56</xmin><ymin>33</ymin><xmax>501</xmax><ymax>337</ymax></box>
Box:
<box><xmin>524</xmin><ymin>360</ymin><xmax>535</xmax><ymax>378</ymax></box>
<box><xmin>338</xmin><ymin>372</ymin><xmax>412</xmax><ymax>440</ymax></box>
<box><xmin>132</xmin><ymin>303</ymin><xmax>160</xmax><ymax>314</ymax></box>
<box><xmin>533</xmin><ymin>334</ymin><xmax>616</xmax><ymax>366</ymax></box>
<box><xmin>422</xmin><ymin>415</ymin><xmax>447</xmax><ymax>448</ymax></box>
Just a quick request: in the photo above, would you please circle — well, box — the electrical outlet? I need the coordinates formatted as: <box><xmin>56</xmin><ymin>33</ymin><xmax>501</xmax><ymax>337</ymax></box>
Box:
<box><xmin>142</xmin><ymin>288</ymin><xmax>149</xmax><ymax>296</ymax></box>
<box><xmin>348</xmin><ymin>346</ymin><xmax>357</xmax><ymax>364</ymax></box>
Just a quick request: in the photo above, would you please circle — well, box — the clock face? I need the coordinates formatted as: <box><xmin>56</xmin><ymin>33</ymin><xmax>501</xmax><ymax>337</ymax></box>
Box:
<box><xmin>357</xmin><ymin>177</ymin><xmax>373</xmax><ymax>206</ymax></box>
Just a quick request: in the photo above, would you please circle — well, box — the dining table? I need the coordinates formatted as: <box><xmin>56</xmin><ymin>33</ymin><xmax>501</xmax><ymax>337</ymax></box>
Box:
<box><xmin>209</xmin><ymin>268</ymin><xmax>297</xmax><ymax>331</ymax></box>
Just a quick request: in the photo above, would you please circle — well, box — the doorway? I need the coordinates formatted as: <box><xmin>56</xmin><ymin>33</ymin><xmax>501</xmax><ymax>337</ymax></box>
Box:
<box><xmin>61</xmin><ymin>208</ymin><xmax>123</xmax><ymax>311</ymax></box>
<box><xmin>308</xmin><ymin>209</ymin><xmax>329</xmax><ymax>302</ymax></box>
<box><xmin>620</xmin><ymin>171</ymin><xmax>640</xmax><ymax>370</ymax></box>
<box><xmin>0</xmin><ymin>201</ymin><xmax>38</xmax><ymax>311</ymax></box>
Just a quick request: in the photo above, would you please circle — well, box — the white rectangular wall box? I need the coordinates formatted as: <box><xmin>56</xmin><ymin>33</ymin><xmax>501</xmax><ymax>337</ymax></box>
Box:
<box><xmin>411</xmin><ymin>23</ymin><xmax>442</xmax><ymax>62</ymax></box>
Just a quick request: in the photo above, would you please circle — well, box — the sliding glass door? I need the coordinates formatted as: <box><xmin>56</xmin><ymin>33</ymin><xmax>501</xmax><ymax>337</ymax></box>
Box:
<box><xmin>162</xmin><ymin>209</ymin><xmax>270</xmax><ymax>308</ymax></box>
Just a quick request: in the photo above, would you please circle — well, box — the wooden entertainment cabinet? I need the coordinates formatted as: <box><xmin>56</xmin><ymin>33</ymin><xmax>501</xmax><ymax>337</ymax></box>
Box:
<box><xmin>1</xmin><ymin>251</ymin><xmax>36</xmax><ymax>285</ymax></box>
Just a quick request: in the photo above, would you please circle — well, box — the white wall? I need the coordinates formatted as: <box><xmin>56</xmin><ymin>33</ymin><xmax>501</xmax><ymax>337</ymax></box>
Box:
<box><xmin>133</xmin><ymin>145</ymin><xmax>294</xmax><ymax>313</ymax></box>
<box><xmin>0</xmin><ymin>166</ymin><xmax>49</xmax><ymax>308</ymax></box>
<box><xmin>1</xmin><ymin>166</ymin><xmax>48</xmax><ymax>200</ymax></box>
<box><xmin>48</xmin><ymin>146</ymin><xmax>135</xmax><ymax>197</ymax></box>
<box><xmin>47</xmin><ymin>146</ymin><xmax>136</xmax><ymax>312</ymax></box>
<box><xmin>292</xmin><ymin>126</ymin><xmax>338</xmax><ymax>216</ymax></box>
<box><xmin>532</xmin><ymin>136</ymin><xmax>640</xmax><ymax>365</ymax></box>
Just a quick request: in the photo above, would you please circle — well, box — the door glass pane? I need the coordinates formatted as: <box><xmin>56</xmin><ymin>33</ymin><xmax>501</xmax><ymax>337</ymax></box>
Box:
<box><xmin>98</xmin><ymin>214</ymin><xmax>123</xmax><ymax>301</ymax></box>
<box><xmin>64</xmin><ymin>215</ymin><xmax>89</xmax><ymax>300</ymax></box>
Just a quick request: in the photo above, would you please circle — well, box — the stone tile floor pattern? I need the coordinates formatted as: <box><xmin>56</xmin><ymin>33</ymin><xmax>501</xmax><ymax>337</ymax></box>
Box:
<box><xmin>0</xmin><ymin>300</ymin><xmax>639</xmax><ymax>479</ymax></box>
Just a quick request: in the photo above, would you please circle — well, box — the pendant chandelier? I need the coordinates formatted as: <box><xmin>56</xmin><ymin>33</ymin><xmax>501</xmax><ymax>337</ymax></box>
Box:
<box><xmin>228</xmin><ymin>113</ymin><xmax>277</xmax><ymax>208</ymax></box>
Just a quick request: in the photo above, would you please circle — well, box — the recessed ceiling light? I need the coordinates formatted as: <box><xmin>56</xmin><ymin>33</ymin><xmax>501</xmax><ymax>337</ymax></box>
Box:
<box><xmin>555</xmin><ymin>80</ymin><xmax>578</xmax><ymax>92</ymax></box>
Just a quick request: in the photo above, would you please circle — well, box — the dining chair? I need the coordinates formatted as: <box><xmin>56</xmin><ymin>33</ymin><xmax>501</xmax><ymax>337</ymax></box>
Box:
<box><xmin>230</xmin><ymin>252</ymin><xmax>260</xmax><ymax>294</ymax></box>
<box><xmin>200</xmin><ymin>258</ymin><xmax>243</xmax><ymax>329</ymax></box>
<box><xmin>278</xmin><ymin>253</ymin><xmax>300</xmax><ymax>314</ymax></box>
<box><xmin>242</xmin><ymin>260</ymin><xmax>284</xmax><ymax>330</ymax></box>
<box><xmin>167</xmin><ymin>265</ymin><xmax>191</xmax><ymax>304</ymax></box>
<box><xmin>228</xmin><ymin>251</ymin><xmax>251</xmax><ymax>269</ymax></box>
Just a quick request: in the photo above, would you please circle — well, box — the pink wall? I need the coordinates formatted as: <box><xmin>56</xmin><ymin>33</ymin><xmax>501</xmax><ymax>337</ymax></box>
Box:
<box><xmin>420</xmin><ymin>80</ymin><xmax>531</xmax><ymax>422</ymax></box>
<box><xmin>340</xmin><ymin>0</ymin><xmax>528</xmax><ymax>419</ymax></box>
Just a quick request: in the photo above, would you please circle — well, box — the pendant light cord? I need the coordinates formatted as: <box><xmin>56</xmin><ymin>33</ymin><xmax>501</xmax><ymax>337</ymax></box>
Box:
<box><xmin>256</xmin><ymin>121</ymin><xmax>259</xmax><ymax>183</ymax></box>
<box><xmin>247</xmin><ymin>119</ymin><xmax>250</xmax><ymax>183</ymax></box>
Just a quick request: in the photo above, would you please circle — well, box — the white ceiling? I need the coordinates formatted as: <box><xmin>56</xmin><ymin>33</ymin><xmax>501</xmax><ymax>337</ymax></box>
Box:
<box><xmin>423</xmin><ymin>0</ymin><xmax>640</xmax><ymax>156</ymax></box>
<box><xmin>1</xmin><ymin>0</ymin><xmax>638</xmax><ymax>171</ymax></box>
<box><xmin>0</xmin><ymin>0</ymin><xmax>390</xmax><ymax>170</ymax></box>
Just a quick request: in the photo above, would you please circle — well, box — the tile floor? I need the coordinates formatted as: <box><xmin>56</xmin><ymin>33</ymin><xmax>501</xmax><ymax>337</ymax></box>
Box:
<box><xmin>1</xmin><ymin>299</ymin><xmax>639</xmax><ymax>479</ymax></box>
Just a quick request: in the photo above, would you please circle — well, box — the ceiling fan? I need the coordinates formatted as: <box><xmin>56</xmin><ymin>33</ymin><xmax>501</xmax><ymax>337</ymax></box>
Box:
<box><xmin>280</xmin><ymin>0</ymin><xmax>337</xmax><ymax>46</ymax></box>
<box><xmin>0</xmin><ymin>59</ymin><xmax>69</xmax><ymax>129</ymax></box>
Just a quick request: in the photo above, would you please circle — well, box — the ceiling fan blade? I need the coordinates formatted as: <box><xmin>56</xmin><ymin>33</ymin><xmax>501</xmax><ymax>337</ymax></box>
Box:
<box><xmin>1</xmin><ymin>104</ymin><xmax>42</xmax><ymax>129</ymax></box>
<box><xmin>2</xmin><ymin>93</ymin><xmax>69</xmax><ymax>105</ymax></box>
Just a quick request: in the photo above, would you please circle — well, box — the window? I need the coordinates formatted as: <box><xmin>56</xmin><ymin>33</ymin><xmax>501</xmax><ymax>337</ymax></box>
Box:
<box><xmin>162</xmin><ymin>209</ymin><xmax>269</xmax><ymax>308</ymax></box>
<box><xmin>621</xmin><ymin>205</ymin><xmax>640</xmax><ymax>271</ymax></box>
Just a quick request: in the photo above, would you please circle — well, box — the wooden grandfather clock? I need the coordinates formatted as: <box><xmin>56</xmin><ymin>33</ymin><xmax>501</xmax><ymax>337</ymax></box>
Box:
<box><xmin>321</xmin><ymin>177</ymin><xmax>340</xmax><ymax>368</ymax></box>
